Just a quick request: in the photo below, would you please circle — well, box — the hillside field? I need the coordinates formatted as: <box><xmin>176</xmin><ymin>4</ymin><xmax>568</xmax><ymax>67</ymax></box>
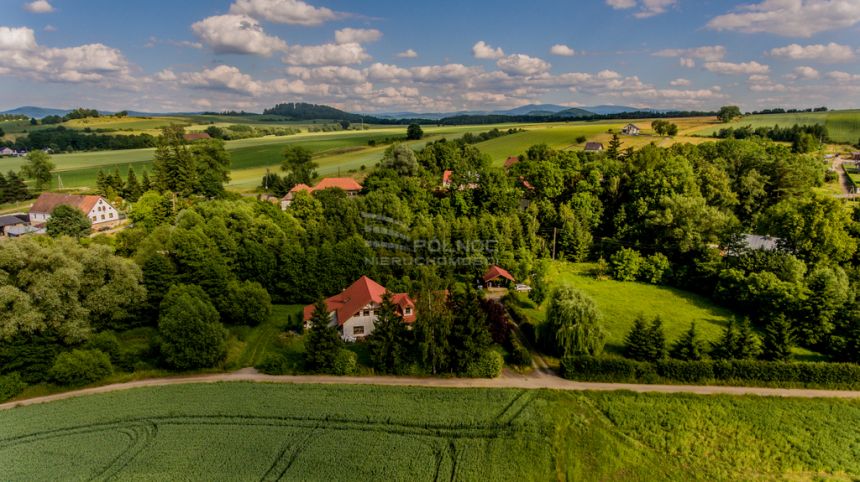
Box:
<box><xmin>1</xmin><ymin>382</ymin><xmax>859</xmax><ymax>480</ymax></box>
<box><xmin>690</xmin><ymin>110</ymin><xmax>860</xmax><ymax>144</ymax></box>
<box><xmin>511</xmin><ymin>261</ymin><xmax>736</xmax><ymax>354</ymax></box>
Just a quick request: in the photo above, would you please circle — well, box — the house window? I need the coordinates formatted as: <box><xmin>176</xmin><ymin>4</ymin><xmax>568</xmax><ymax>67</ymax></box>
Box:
<box><xmin>362</xmin><ymin>309</ymin><xmax>370</xmax><ymax>317</ymax></box>
<box><xmin>405</xmin><ymin>308</ymin><xmax>412</xmax><ymax>315</ymax></box>
<box><xmin>109</xmin><ymin>212</ymin><xmax>114</xmax><ymax>218</ymax></box>
<box><xmin>101</xmin><ymin>214</ymin><xmax>105</xmax><ymax>220</ymax></box>
<box><xmin>353</xmin><ymin>326</ymin><xmax>365</xmax><ymax>335</ymax></box>
<box><xmin>91</xmin><ymin>216</ymin><xmax>97</xmax><ymax>222</ymax></box>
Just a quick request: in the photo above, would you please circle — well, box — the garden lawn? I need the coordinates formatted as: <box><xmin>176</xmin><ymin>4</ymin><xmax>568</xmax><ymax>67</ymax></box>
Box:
<box><xmin>226</xmin><ymin>304</ymin><xmax>303</xmax><ymax>369</ymax></box>
<box><xmin>518</xmin><ymin>261</ymin><xmax>736</xmax><ymax>354</ymax></box>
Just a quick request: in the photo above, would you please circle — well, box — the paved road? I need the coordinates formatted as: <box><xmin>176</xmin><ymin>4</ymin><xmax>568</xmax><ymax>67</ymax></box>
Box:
<box><xmin>2</xmin><ymin>369</ymin><xmax>860</xmax><ymax>411</ymax></box>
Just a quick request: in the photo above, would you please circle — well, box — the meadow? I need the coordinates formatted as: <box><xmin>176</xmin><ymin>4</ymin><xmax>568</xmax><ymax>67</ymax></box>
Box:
<box><xmin>510</xmin><ymin>261</ymin><xmax>736</xmax><ymax>354</ymax></box>
<box><xmin>690</xmin><ymin>110</ymin><xmax>860</xmax><ymax>144</ymax></box>
<box><xmin>0</xmin><ymin>382</ymin><xmax>858</xmax><ymax>480</ymax></box>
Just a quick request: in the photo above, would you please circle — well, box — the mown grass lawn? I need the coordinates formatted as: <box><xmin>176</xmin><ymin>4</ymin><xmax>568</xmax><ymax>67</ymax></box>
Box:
<box><xmin>226</xmin><ymin>304</ymin><xmax>303</xmax><ymax>369</ymax></box>
<box><xmin>514</xmin><ymin>261</ymin><xmax>736</xmax><ymax>353</ymax></box>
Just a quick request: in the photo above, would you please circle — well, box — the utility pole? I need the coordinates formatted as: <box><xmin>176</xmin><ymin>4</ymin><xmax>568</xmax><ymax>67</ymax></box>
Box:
<box><xmin>552</xmin><ymin>227</ymin><xmax>557</xmax><ymax>260</ymax></box>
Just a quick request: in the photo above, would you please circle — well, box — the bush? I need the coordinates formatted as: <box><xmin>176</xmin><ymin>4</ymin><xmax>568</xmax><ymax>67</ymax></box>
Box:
<box><xmin>257</xmin><ymin>354</ymin><xmax>290</xmax><ymax>375</ymax></box>
<box><xmin>639</xmin><ymin>253</ymin><xmax>671</xmax><ymax>284</ymax></box>
<box><xmin>508</xmin><ymin>336</ymin><xmax>532</xmax><ymax>367</ymax></box>
<box><xmin>610</xmin><ymin>248</ymin><xmax>643</xmax><ymax>281</ymax></box>
<box><xmin>332</xmin><ymin>349</ymin><xmax>357</xmax><ymax>376</ymax></box>
<box><xmin>86</xmin><ymin>331</ymin><xmax>121</xmax><ymax>362</ymax></box>
<box><xmin>0</xmin><ymin>373</ymin><xmax>26</xmax><ymax>402</ymax></box>
<box><xmin>158</xmin><ymin>284</ymin><xmax>228</xmax><ymax>370</ymax></box>
<box><xmin>561</xmin><ymin>355</ymin><xmax>860</xmax><ymax>389</ymax></box>
<box><xmin>50</xmin><ymin>349</ymin><xmax>113</xmax><ymax>386</ymax></box>
<box><xmin>220</xmin><ymin>280</ymin><xmax>272</xmax><ymax>326</ymax></box>
<box><xmin>466</xmin><ymin>350</ymin><xmax>504</xmax><ymax>378</ymax></box>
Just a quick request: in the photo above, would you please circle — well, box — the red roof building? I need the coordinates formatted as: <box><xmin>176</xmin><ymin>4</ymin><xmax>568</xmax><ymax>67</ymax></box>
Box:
<box><xmin>303</xmin><ymin>276</ymin><xmax>416</xmax><ymax>340</ymax></box>
<box><xmin>504</xmin><ymin>156</ymin><xmax>520</xmax><ymax>169</ymax></box>
<box><xmin>483</xmin><ymin>265</ymin><xmax>515</xmax><ymax>286</ymax></box>
<box><xmin>280</xmin><ymin>178</ymin><xmax>362</xmax><ymax>208</ymax></box>
<box><xmin>28</xmin><ymin>193</ymin><xmax>119</xmax><ymax>228</ymax></box>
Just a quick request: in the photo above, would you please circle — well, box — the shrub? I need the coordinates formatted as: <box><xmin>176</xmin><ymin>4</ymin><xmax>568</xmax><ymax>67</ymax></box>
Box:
<box><xmin>158</xmin><ymin>284</ymin><xmax>228</xmax><ymax>370</ymax></box>
<box><xmin>639</xmin><ymin>253</ymin><xmax>671</xmax><ymax>284</ymax></box>
<box><xmin>86</xmin><ymin>331</ymin><xmax>121</xmax><ymax>363</ymax></box>
<box><xmin>610</xmin><ymin>248</ymin><xmax>643</xmax><ymax>281</ymax></box>
<box><xmin>257</xmin><ymin>354</ymin><xmax>290</xmax><ymax>375</ymax></box>
<box><xmin>508</xmin><ymin>336</ymin><xmax>532</xmax><ymax>367</ymax></box>
<box><xmin>561</xmin><ymin>356</ymin><xmax>641</xmax><ymax>382</ymax></box>
<box><xmin>50</xmin><ymin>349</ymin><xmax>113</xmax><ymax>386</ymax></box>
<box><xmin>220</xmin><ymin>280</ymin><xmax>272</xmax><ymax>326</ymax></box>
<box><xmin>332</xmin><ymin>349</ymin><xmax>357</xmax><ymax>376</ymax></box>
<box><xmin>466</xmin><ymin>350</ymin><xmax>504</xmax><ymax>378</ymax></box>
<box><xmin>655</xmin><ymin>359</ymin><xmax>714</xmax><ymax>382</ymax></box>
<box><xmin>0</xmin><ymin>373</ymin><xmax>26</xmax><ymax>402</ymax></box>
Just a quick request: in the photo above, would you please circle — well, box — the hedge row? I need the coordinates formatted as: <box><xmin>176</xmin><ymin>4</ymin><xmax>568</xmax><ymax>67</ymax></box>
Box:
<box><xmin>561</xmin><ymin>356</ymin><xmax>860</xmax><ymax>389</ymax></box>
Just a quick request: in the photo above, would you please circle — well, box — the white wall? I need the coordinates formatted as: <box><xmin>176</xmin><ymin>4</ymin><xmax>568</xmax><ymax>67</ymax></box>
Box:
<box><xmin>86</xmin><ymin>198</ymin><xmax>119</xmax><ymax>225</ymax></box>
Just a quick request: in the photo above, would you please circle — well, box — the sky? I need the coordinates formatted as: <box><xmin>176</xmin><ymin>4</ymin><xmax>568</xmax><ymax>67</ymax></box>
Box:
<box><xmin>2</xmin><ymin>0</ymin><xmax>860</xmax><ymax>114</ymax></box>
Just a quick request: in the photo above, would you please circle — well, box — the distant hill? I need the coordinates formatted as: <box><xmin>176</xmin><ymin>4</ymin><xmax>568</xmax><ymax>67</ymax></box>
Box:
<box><xmin>582</xmin><ymin>105</ymin><xmax>657</xmax><ymax>115</ymax></box>
<box><xmin>1</xmin><ymin>106</ymin><xmax>72</xmax><ymax>119</ymax></box>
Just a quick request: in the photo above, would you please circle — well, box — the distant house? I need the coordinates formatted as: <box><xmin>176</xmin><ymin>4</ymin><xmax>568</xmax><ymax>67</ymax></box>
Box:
<box><xmin>183</xmin><ymin>132</ymin><xmax>211</xmax><ymax>142</ymax></box>
<box><xmin>29</xmin><ymin>193</ymin><xmax>120</xmax><ymax>229</ymax></box>
<box><xmin>504</xmin><ymin>156</ymin><xmax>520</xmax><ymax>169</ymax></box>
<box><xmin>584</xmin><ymin>142</ymin><xmax>604</xmax><ymax>152</ymax></box>
<box><xmin>622</xmin><ymin>124</ymin><xmax>641</xmax><ymax>136</ymax></box>
<box><xmin>483</xmin><ymin>265</ymin><xmax>516</xmax><ymax>288</ymax></box>
<box><xmin>741</xmin><ymin>234</ymin><xmax>779</xmax><ymax>251</ymax></box>
<box><xmin>0</xmin><ymin>147</ymin><xmax>14</xmax><ymax>156</ymax></box>
<box><xmin>302</xmin><ymin>276</ymin><xmax>416</xmax><ymax>341</ymax></box>
<box><xmin>441</xmin><ymin>170</ymin><xmax>479</xmax><ymax>190</ymax></box>
<box><xmin>0</xmin><ymin>214</ymin><xmax>28</xmax><ymax>237</ymax></box>
<box><xmin>280</xmin><ymin>178</ymin><xmax>362</xmax><ymax>209</ymax></box>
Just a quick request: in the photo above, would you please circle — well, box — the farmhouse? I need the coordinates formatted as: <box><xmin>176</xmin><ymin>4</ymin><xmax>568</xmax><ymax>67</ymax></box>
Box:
<box><xmin>303</xmin><ymin>276</ymin><xmax>416</xmax><ymax>341</ymax></box>
<box><xmin>0</xmin><ymin>147</ymin><xmax>14</xmax><ymax>156</ymax></box>
<box><xmin>29</xmin><ymin>193</ymin><xmax>120</xmax><ymax>229</ymax></box>
<box><xmin>483</xmin><ymin>265</ymin><xmax>515</xmax><ymax>288</ymax></box>
<box><xmin>183</xmin><ymin>132</ymin><xmax>211</xmax><ymax>142</ymax></box>
<box><xmin>504</xmin><ymin>156</ymin><xmax>520</xmax><ymax>169</ymax></box>
<box><xmin>622</xmin><ymin>124</ymin><xmax>641</xmax><ymax>135</ymax></box>
<box><xmin>0</xmin><ymin>214</ymin><xmax>28</xmax><ymax>237</ymax></box>
<box><xmin>584</xmin><ymin>142</ymin><xmax>604</xmax><ymax>152</ymax></box>
<box><xmin>280</xmin><ymin>178</ymin><xmax>362</xmax><ymax>209</ymax></box>
<box><xmin>442</xmin><ymin>170</ymin><xmax>480</xmax><ymax>190</ymax></box>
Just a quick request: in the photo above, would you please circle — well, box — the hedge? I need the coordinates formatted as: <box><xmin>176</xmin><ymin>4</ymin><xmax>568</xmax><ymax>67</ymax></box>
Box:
<box><xmin>0</xmin><ymin>373</ymin><xmax>26</xmax><ymax>402</ymax></box>
<box><xmin>561</xmin><ymin>356</ymin><xmax>860</xmax><ymax>389</ymax></box>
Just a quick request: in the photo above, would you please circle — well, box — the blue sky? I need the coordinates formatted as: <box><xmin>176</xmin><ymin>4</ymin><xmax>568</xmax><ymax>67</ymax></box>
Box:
<box><xmin>2</xmin><ymin>0</ymin><xmax>860</xmax><ymax>113</ymax></box>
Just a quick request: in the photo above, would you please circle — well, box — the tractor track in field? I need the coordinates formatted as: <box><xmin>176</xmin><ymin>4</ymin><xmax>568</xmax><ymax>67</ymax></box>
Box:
<box><xmin>4</xmin><ymin>369</ymin><xmax>860</xmax><ymax>412</ymax></box>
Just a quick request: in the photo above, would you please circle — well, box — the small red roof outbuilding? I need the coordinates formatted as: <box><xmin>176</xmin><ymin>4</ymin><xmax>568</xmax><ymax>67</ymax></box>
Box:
<box><xmin>483</xmin><ymin>265</ymin><xmax>515</xmax><ymax>283</ymax></box>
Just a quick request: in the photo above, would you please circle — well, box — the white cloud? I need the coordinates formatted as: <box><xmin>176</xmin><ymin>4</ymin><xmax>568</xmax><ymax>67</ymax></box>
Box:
<box><xmin>472</xmin><ymin>41</ymin><xmax>504</xmax><ymax>60</ymax></box>
<box><xmin>0</xmin><ymin>26</ymin><xmax>133</xmax><ymax>84</ymax></box>
<box><xmin>654</xmin><ymin>45</ymin><xmax>726</xmax><ymax>61</ymax></box>
<box><xmin>24</xmin><ymin>0</ymin><xmax>54</xmax><ymax>13</ymax></box>
<box><xmin>334</xmin><ymin>28</ymin><xmax>382</xmax><ymax>44</ymax></box>
<box><xmin>788</xmin><ymin>66</ymin><xmax>820</xmax><ymax>80</ymax></box>
<box><xmin>708</xmin><ymin>0</ymin><xmax>860</xmax><ymax>38</ymax></box>
<box><xmin>679</xmin><ymin>57</ymin><xmax>695</xmax><ymax>68</ymax></box>
<box><xmin>411</xmin><ymin>64</ymin><xmax>480</xmax><ymax>83</ymax></box>
<box><xmin>180</xmin><ymin>65</ymin><xmax>265</xmax><ymax>96</ymax></box>
<box><xmin>229</xmin><ymin>0</ymin><xmax>341</xmax><ymax>26</ymax></box>
<box><xmin>283</xmin><ymin>42</ymin><xmax>371</xmax><ymax>65</ymax></box>
<box><xmin>550</xmin><ymin>44</ymin><xmax>575</xmax><ymax>56</ymax></box>
<box><xmin>768</xmin><ymin>42</ymin><xmax>856</xmax><ymax>63</ymax></box>
<box><xmin>155</xmin><ymin>69</ymin><xmax>177</xmax><ymax>81</ymax></box>
<box><xmin>496</xmin><ymin>54</ymin><xmax>551</xmax><ymax>76</ymax></box>
<box><xmin>366</xmin><ymin>63</ymin><xmax>412</xmax><ymax>82</ymax></box>
<box><xmin>670</xmin><ymin>78</ymin><xmax>691</xmax><ymax>86</ymax></box>
<box><xmin>192</xmin><ymin>14</ymin><xmax>287</xmax><ymax>56</ymax></box>
<box><xmin>43</xmin><ymin>24</ymin><xmax>56</xmax><ymax>32</ymax></box>
<box><xmin>826</xmin><ymin>71</ymin><xmax>860</xmax><ymax>82</ymax></box>
<box><xmin>703</xmin><ymin>61</ymin><xmax>770</xmax><ymax>75</ymax></box>
<box><xmin>396</xmin><ymin>49</ymin><xmax>417</xmax><ymax>58</ymax></box>
<box><xmin>606</xmin><ymin>0</ymin><xmax>677</xmax><ymax>18</ymax></box>
<box><xmin>286</xmin><ymin>65</ymin><xmax>366</xmax><ymax>84</ymax></box>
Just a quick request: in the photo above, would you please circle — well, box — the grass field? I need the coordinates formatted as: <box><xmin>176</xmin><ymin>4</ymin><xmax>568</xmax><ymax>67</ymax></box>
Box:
<box><xmin>690</xmin><ymin>110</ymin><xmax>860</xmax><ymax>144</ymax></box>
<box><xmin>512</xmin><ymin>261</ymin><xmax>736</xmax><ymax>354</ymax></box>
<box><xmin>226</xmin><ymin>305</ymin><xmax>303</xmax><ymax>369</ymax></box>
<box><xmin>1</xmin><ymin>383</ymin><xmax>859</xmax><ymax>480</ymax></box>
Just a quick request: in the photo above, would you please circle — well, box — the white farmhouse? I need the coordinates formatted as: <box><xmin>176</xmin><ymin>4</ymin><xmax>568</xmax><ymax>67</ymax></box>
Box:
<box><xmin>303</xmin><ymin>276</ymin><xmax>416</xmax><ymax>341</ymax></box>
<box><xmin>29</xmin><ymin>193</ymin><xmax>120</xmax><ymax>229</ymax></box>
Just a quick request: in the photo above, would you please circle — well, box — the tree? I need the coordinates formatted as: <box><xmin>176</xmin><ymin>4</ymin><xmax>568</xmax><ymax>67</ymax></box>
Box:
<box><xmin>623</xmin><ymin>315</ymin><xmax>665</xmax><ymax>361</ymax></box>
<box><xmin>718</xmin><ymin>105</ymin><xmax>742</xmax><ymax>123</ymax></box>
<box><xmin>129</xmin><ymin>191</ymin><xmax>174</xmax><ymax>231</ymax></box>
<box><xmin>610</xmin><ymin>248</ymin><xmax>642</xmax><ymax>281</ymax></box>
<box><xmin>46</xmin><ymin>205</ymin><xmax>91</xmax><ymax>238</ymax></box>
<box><xmin>710</xmin><ymin>319</ymin><xmax>760</xmax><ymax>360</ymax></box>
<box><xmin>413</xmin><ymin>289</ymin><xmax>453</xmax><ymax>375</ymax></box>
<box><xmin>152</xmin><ymin>126</ymin><xmax>196</xmax><ymax>195</ymax></box>
<box><xmin>607</xmin><ymin>133</ymin><xmax>622</xmax><ymax>159</ymax></box>
<box><xmin>50</xmin><ymin>349</ymin><xmax>112</xmax><ymax>386</ymax></box>
<box><xmin>3</xmin><ymin>171</ymin><xmax>28</xmax><ymax>201</ymax></box>
<box><xmin>96</xmin><ymin>170</ymin><xmax>109</xmax><ymax>196</ymax></box>
<box><xmin>710</xmin><ymin>321</ymin><xmax>739</xmax><ymax>360</ymax></box>
<box><xmin>449</xmin><ymin>288</ymin><xmax>493</xmax><ymax>373</ymax></box>
<box><xmin>379</xmin><ymin>143</ymin><xmax>420</xmax><ymax>176</ymax></box>
<box><xmin>141</xmin><ymin>169</ymin><xmax>152</xmax><ymax>192</ymax></box>
<box><xmin>670</xmin><ymin>323</ymin><xmax>705</xmax><ymax>361</ymax></box>
<box><xmin>191</xmin><ymin>139</ymin><xmax>231</xmax><ymax>198</ymax></box>
<box><xmin>20</xmin><ymin>150</ymin><xmax>54</xmax><ymax>191</ymax></box>
<box><xmin>219</xmin><ymin>280</ymin><xmax>272</xmax><ymax>326</ymax></box>
<box><xmin>406</xmin><ymin>123</ymin><xmax>424</xmax><ymax>140</ymax></box>
<box><xmin>303</xmin><ymin>298</ymin><xmax>344</xmax><ymax>373</ymax></box>
<box><xmin>760</xmin><ymin>314</ymin><xmax>793</xmax><ymax>362</ymax></box>
<box><xmin>281</xmin><ymin>145</ymin><xmax>317</xmax><ymax>188</ymax></box>
<box><xmin>546</xmin><ymin>286</ymin><xmax>605</xmax><ymax>357</ymax></box>
<box><xmin>158</xmin><ymin>284</ymin><xmax>227</xmax><ymax>370</ymax></box>
<box><xmin>124</xmin><ymin>167</ymin><xmax>142</xmax><ymax>202</ymax></box>
<box><xmin>648</xmin><ymin>317</ymin><xmax>667</xmax><ymax>360</ymax></box>
<box><xmin>367</xmin><ymin>292</ymin><xmax>410</xmax><ymax>373</ymax></box>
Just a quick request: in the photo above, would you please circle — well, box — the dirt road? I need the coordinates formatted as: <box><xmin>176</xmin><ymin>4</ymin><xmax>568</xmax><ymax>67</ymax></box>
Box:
<box><xmin>2</xmin><ymin>369</ymin><xmax>860</xmax><ymax>411</ymax></box>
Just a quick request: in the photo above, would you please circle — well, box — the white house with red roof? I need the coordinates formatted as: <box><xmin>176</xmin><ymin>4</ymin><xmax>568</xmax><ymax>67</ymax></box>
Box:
<box><xmin>303</xmin><ymin>276</ymin><xmax>416</xmax><ymax>341</ymax></box>
<box><xmin>29</xmin><ymin>193</ymin><xmax>119</xmax><ymax>229</ymax></box>
<box><xmin>281</xmin><ymin>177</ymin><xmax>362</xmax><ymax>209</ymax></box>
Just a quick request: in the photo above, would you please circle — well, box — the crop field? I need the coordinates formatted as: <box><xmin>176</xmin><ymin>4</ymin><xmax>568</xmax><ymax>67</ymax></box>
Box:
<box><xmin>511</xmin><ymin>261</ymin><xmax>736</xmax><ymax>353</ymax></box>
<box><xmin>690</xmin><ymin>109</ymin><xmax>860</xmax><ymax>144</ymax></box>
<box><xmin>1</xmin><ymin>383</ymin><xmax>859</xmax><ymax>480</ymax></box>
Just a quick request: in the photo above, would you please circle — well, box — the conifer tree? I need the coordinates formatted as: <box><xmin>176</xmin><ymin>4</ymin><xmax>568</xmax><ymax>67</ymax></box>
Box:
<box><xmin>367</xmin><ymin>292</ymin><xmax>410</xmax><ymax>373</ymax></box>
<box><xmin>648</xmin><ymin>316</ymin><xmax>667</xmax><ymax>361</ymax></box>
<box><xmin>761</xmin><ymin>314</ymin><xmax>794</xmax><ymax>362</ymax></box>
<box><xmin>141</xmin><ymin>169</ymin><xmax>152</xmax><ymax>192</ymax></box>
<box><xmin>303</xmin><ymin>298</ymin><xmax>344</xmax><ymax>373</ymax></box>
<box><xmin>670</xmin><ymin>322</ymin><xmax>705</xmax><ymax>361</ymax></box>
<box><xmin>624</xmin><ymin>315</ymin><xmax>652</xmax><ymax>361</ymax></box>
<box><xmin>736</xmin><ymin>318</ymin><xmax>762</xmax><ymax>360</ymax></box>
<box><xmin>124</xmin><ymin>167</ymin><xmax>142</xmax><ymax>202</ymax></box>
<box><xmin>710</xmin><ymin>321</ymin><xmax>738</xmax><ymax>360</ymax></box>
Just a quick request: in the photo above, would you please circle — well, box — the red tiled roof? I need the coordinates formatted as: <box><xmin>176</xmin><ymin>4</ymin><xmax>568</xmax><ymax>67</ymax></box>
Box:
<box><xmin>289</xmin><ymin>183</ymin><xmax>312</xmax><ymax>193</ymax></box>
<box><xmin>442</xmin><ymin>170</ymin><xmax>453</xmax><ymax>185</ymax></box>
<box><xmin>29</xmin><ymin>193</ymin><xmax>103</xmax><ymax>216</ymax></box>
<box><xmin>483</xmin><ymin>265</ymin><xmax>515</xmax><ymax>283</ymax></box>
<box><xmin>313</xmin><ymin>177</ymin><xmax>362</xmax><ymax>192</ymax></box>
<box><xmin>303</xmin><ymin>276</ymin><xmax>416</xmax><ymax>325</ymax></box>
<box><xmin>504</xmin><ymin>156</ymin><xmax>520</xmax><ymax>168</ymax></box>
<box><xmin>183</xmin><ymin>132</ymin><xmax>211</xmax><ymax>141</ymax></box>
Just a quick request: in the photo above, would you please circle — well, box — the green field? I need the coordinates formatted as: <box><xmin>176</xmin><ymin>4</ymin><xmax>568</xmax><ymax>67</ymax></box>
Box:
<box><xmin>513</xmin><ymin>261</ymin><xmax>736</xmax><ymax>353</ymax></box>
<box><xmin>690</xmin><ymin>109</ymin><xmax>860</xmax><ymax>144</ymax></box>
<box><xmin>1</xmin><ymin>382</ymin><xmax>859</xmax><ymax>480</ymax></box>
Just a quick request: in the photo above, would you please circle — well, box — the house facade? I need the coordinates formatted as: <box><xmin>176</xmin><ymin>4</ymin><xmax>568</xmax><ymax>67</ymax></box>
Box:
<box><xmin>29</xmin><ymin>193</ymin><xmax>120</xmax><ymax>229</ymax></box>
<box><xmin>281</xmin><ymin>178</ymin><xmax>362</xmax><ymax>209</ymax></box>
<box><xmin>622</xmin><ymin>124</ymin><xmax>641</xmax><ymax>135</ymax></box>
<box><xmin>303</xmin><ymin>276</ymin><xmax>416</xmax><ymax>341</ymax></box>
<box><xmin>584</xmin><ymin>142</ymin><xmax>604</xmax><ymax>152</ymax></box>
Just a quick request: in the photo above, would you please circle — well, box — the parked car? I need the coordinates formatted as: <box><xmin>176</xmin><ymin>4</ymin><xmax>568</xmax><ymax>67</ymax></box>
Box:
<box><xmin>514</xmin><ymin>284</ymin><xmax>532</xmax><ymax>292</ymax></box>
